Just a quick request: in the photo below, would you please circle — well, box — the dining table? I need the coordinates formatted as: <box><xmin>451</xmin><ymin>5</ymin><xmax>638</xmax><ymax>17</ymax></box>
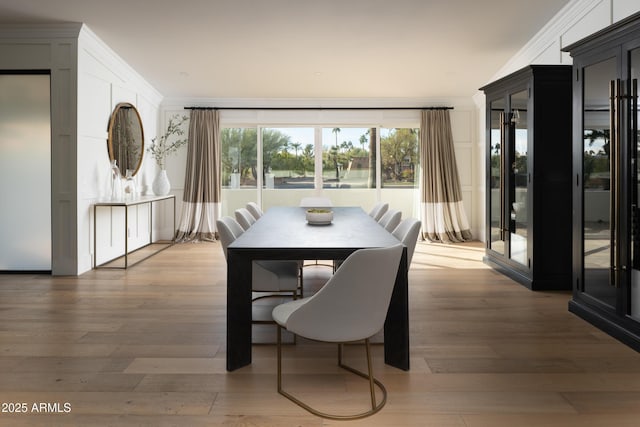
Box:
<box><xmin>225</xmin><ymin>206</ymin><xmax>409</xmax><ymax>372</ymax></box>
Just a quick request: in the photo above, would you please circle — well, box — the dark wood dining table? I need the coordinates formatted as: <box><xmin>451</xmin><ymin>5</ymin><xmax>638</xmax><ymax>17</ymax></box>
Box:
<box><xmin>225</xmin><ymin>206</ymin><xmax>409</xmax><ymax>372</ymax></box>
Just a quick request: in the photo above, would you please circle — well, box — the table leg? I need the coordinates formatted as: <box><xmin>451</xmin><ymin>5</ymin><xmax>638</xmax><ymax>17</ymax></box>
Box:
<box><xmin>226</xmin><ymin>250</ymin><xmax>253</xmax><ymax>371</ymax></box>
<box><xmin>384</xmin><ymin>247</ymin><xmax>410</xmax><ymax>371</ymax></box>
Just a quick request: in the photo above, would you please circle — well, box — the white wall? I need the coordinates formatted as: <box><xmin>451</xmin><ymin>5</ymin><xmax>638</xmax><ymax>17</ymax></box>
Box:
<box><xmin>77</xmin><ymin>26</ymin><xmax>163</xmax><ymax>273</ymax></box>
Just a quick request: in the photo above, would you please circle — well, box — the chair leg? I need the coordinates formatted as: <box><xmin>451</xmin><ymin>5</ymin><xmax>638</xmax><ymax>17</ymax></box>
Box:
<box><xmin>298</xmin><ymin>265</ymin><xmax>304</xmax><ymax>298</ymax></box>
<box><xmin>277</xmin><ymin>325</ymin><xmax>283</xmax><ymax>392</ymax></box>
<box><xmin>277</xmin><ymin>336</ymin><xmax>387</xmax><ymax>420</ymax></box>
<box><xmin>365</xmin><ymin>338</ymin><xmax>377</xmax><ymax>409</ymax></box>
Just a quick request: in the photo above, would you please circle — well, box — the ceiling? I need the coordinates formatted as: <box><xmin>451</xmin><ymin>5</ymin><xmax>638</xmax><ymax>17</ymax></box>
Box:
<box><xmin>0</xmin><ymin>0</ymin><xmax>572</xmax><ymax>101</ymax></box>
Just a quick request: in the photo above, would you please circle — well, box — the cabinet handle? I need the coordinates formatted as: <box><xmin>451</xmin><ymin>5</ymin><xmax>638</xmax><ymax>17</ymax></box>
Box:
<box><xmin>633</xmin><ymin>79</ymin><xmax>638</xmax><ymax>271</ymax></box>
<box><xmin>609</xmin><ymin>79</ymin><xmax>622</xmax><ymax>288</ymax></box>
<box><xmin>499</xmin><ymin>111</ymin><xmax>506</xmax><ymax>240</ymax></box>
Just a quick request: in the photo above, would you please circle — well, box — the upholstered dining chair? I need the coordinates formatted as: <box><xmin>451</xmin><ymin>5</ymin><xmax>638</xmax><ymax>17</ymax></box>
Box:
<box><xmin>235</xmin><ymin>207</ymin><xmax>257</xmax><ymax>230</ymax></box>
<box><xmin>368</xmin><ymin>202</ymin><xmax>389</xmax><ymax>222</ymax></box>
<box><xmin>220</xmin><ymin>215</ymin><xmax>244</xmax><ymax>239</ymax></box>
<box><xmin>378</xmin><ymin>209</ymin><xmax>401</xmax><ymax>232</ymax></box>
<box><xmin>391</xmin><ymin>218</ymin><xmax>421</xmax><ymax>266</ymax></box>
<box><xmin>246</xmin><ymin>201</ymin><xmax>263</xmax><ymax>219</ymax></box>
<box><xmin>272</xmin><ymin>243</ymin><xmax>403</xmax><ymax>420</ymax></box>
<box><xmin>217</xmin><ymin>217</ymin><xmax>300</xmax><ymax>323</ymax></box>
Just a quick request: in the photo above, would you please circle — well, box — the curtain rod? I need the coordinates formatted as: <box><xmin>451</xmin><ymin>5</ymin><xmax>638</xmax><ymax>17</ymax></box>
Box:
<box><xmin>184</xmin><ymin>106</ymin><xmax>453</xmax><ymax>111</ymax></box>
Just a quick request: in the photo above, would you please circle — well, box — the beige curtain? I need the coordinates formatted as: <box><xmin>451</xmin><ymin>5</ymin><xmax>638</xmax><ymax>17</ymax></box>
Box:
<box><xmin>420</xmin><ymin>109</ymin><xmax>472</xmax><ymax>243</ymax></box>
<box><xmin>175</xmin><ymin>109</ymin><xmax>221</xmax><ymax>242</ymax></box>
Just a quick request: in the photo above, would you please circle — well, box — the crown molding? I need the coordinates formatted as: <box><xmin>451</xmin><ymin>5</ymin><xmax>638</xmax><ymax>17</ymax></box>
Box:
<box><xmin>0</xmin><ymin>22</ymin><xmax>82</xmax><ymax>39</ymax></box>
<box><xmin>484</xmin><ymin>0</ymin><xmax>604</xmax><ymax>85</ymax></box>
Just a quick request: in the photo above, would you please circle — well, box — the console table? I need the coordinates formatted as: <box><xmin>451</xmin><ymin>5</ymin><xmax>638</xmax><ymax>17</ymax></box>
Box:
<box><xmin>93</xmin><ymin>195</ymin><xmax>176</xmax><ymax>269</ymax></box>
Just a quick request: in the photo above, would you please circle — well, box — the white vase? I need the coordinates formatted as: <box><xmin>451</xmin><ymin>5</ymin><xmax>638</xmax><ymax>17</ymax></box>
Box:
<box><xmin>152</xmin><ymin>169</ymin><xmax>171</xmax><ymax>196</ymax></box>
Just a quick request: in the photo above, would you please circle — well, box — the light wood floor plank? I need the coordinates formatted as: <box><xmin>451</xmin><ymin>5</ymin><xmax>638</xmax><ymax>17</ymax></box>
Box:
<box><xmin>2</xmin><ymin>240</ymin><xmax>640</xmax><ymax>425</ymax></box>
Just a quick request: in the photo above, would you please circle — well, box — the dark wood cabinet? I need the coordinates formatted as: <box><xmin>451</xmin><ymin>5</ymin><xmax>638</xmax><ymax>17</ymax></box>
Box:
<box><xmin>481</xmin><ymin>65</ymin><xmax>573</xmax><ymax>290</ymax></box>
<box><xmin>564</xmin><ymin>12</ymin><xmax>640</xmax><ymax>351</ymax></box>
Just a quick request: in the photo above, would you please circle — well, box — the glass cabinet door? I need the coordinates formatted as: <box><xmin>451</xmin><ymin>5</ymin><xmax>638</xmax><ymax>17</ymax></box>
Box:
<box><xmin>509</xmin><ymin>90</ymin><xmax>529</xmax><ymax>266</ymax></box>
<box><xmin>489</xmin><ymin>98</ymin><xmax>505</xmax><ymax>255</ymax></box>
<box><xmin>582</xmin><ymin>56</ymin><xmax>617</xmax><ymax>308</ymax></box>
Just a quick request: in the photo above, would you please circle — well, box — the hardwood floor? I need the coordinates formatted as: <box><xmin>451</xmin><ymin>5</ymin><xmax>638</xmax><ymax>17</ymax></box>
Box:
<box><xmin>1</xmin><ymin>240</ymin><xmax>640</xmax><ymax>426</ymax></box>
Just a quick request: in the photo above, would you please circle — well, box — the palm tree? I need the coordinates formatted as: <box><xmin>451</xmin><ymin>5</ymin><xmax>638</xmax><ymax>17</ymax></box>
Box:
<box><xmin>291</xmin><ymin>142</ymin><xmax>302</xmax><ymax>174</ymax></box>
<box><xmin>332</xmin><ymin>128</ymin><xmax>341</xmax><ymax>182</ymax></box>
<box><xmin>332</xmin><ymin>128</ymin><xmax>341</xmax><ymax>147</ymax></box>
<box><xmin>368</xmin><ymin>128</ymin><xmax>377</xmax><ymax>188</ymax></box>
<box><xmin>359</xmin><ymin>134</ymin><xmax>367</xmax><ymax>152</ymax></box>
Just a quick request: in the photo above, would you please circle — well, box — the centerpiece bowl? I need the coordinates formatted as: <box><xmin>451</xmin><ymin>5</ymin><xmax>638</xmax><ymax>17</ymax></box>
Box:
<box><xmin>306</xmin><ymin>208</ymin><xmax>333</xmax><ymax>225</ymax></box>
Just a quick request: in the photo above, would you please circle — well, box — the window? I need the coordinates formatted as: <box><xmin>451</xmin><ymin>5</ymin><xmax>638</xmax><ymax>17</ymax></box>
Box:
<box><xmin>221</xmin><ymin>128</ymin><xmax>257</xmax><ymax>188</ymax></box>
<box><xmin>263</xmin><ymin>128</ymin><xmax>315</xmax><ymax>189</ymax></box>
<box><xmin>322</xmin><ymin>127</ymin><xmax>375</xmax><ymax>189</ymax></box>
<box><xmin>380</xmin><ymin>128</ymin><xmax>419</xmax><ymax>188</ymax></box>
<box><xmin>220</xmin><ymin>123</ymin><xmax>420</xmax><ymax>216</ymax></box>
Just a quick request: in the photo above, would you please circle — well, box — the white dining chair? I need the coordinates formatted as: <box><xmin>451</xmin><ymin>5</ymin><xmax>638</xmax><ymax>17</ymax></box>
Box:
<box><xmin>299</xmin><ymin>196</ymin><xmax>333</xmax><ymax>208</ymax></box>
<box><xmin>392</xmin><ymin>218</ymin><xmax>421</xmax><ymax>266</ymax></box>
<box><xmin>368</xmin><ymin>202</ymin><xmax>389</xmax><ymax>222</ymax></box>
<box><xmin>246</xmin><ymin>202</ymin><xmax>263</xmax><ymax>219</ymax></box>
<box><xmin>272</xmin><ymin>243</ymin><xmax>403</xmax><ymax>420</ymax></box>
<box><xmin>217</xmin><ymin>217</ymin><xmax>300</xmax><ymax>321</ymax></box>
<box><xmin>378</xmin><ymin>209</ymin><xmax>401</xmax><ymax>232</ymax></box>
<box><xmin>220</xmin><ymin>215</ymin><xmax>244</xmax><ymax>239</ymax></box>
<box><xmin>235</xmin><ymin>207</ymin><xmax>256</xmax><ymax>230</ymax></box>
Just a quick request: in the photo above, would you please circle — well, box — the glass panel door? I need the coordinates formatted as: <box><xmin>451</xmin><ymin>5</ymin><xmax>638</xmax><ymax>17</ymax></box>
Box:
<box><xmin>582</xmin><ymin>56</ymin><xmax>617</xmax><ymax>307</ymax></box>
<box><xmin>509</xmin><ymin>90</ymin><xmax>529</xmax><ymax>266</ymax></box>
<box><xmin>489</xmin><ymin>98</ymin><xmax>505</xmax><ymax>255</ymax></box>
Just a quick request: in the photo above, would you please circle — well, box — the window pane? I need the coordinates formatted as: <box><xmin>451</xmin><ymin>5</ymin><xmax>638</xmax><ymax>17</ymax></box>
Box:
<box><xmin>381</xmin><ymin>128</ymin><xmax>419</xmax><ymax>188</ymax></box>
<box><xmin>221</xmin><ymin>128</ymin><xmax>257</xmax><ymax>188</ymax></box>
<box><xmin>263</xmin><ymin>128</ymin><xmax>315</xmax><ymax>189</ymax></box>
<box><xmin>322</xmin><ymin>127</ymin><xmax>374</xmax><ymax>189</ymax></box>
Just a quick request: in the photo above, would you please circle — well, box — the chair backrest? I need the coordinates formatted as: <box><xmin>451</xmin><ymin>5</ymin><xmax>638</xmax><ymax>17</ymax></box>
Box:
<box><xmin>285</xmin><ymin>244</ymin><xmax>403</xmax><ymax>342</ymax></box>
<box><xmin>379</xmin><ymin>209</ymin><xmax>401</xmax><ymax>232</ymax></box>
<box><xmin>299</xmin><ymin>196</ymin><xmax>332</xmax><ymax>208</ymax></box>
<box><xmin>216</xmin><ymin>217</ymin><xmax>240</xmax><ymax>259</ymax></box>
<box><xmin>392</xmin><ymin>218</ymin><xmax>421</xmax><ymax>266</ymax></box>
<box><xmin>368</xmin><ymin>202</ymin><xmax>389</xmax><ymax>222</ymax></box>
<box><xmin>221</xmin><ymin>216</ymin><xmax>245</xmax><ymax>239</ymax></box>
<box><xmin>235</xmin><ymin>208</ymin><xmax>256</xmax><ymax>230</ymax></box>
<box><xmin>246</xmin><ymin>202</ymin><xmax>263</xmax><ymax>219</ymax></box>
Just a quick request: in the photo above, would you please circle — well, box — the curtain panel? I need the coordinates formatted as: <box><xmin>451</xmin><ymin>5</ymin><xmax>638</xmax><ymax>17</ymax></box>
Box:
<box><xmin>175</xmin><ymin>109</ymin><xmax>221</xmax><ymax>242</ymax></box>
<box><xmin>420</xmin><ymin>109</ymin><xmax>472</xmax><ymax>243</ymax></box>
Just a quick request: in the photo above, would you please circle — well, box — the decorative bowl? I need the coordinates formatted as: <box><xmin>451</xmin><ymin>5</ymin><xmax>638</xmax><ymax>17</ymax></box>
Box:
<box><xmin>306</xmin><ymin>209</ymin><xmax>333</xmax><ymax>225</ymax></box>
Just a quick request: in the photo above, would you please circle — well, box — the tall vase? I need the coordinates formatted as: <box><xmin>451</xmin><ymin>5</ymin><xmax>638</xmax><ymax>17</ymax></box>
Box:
<box><xmin>152</xmin><ymin>168</ymin><xmax>171</xmax><ymax>196</ymax></box>
<box><xmin>110</xmin><ymin>159</ymin><xmax>122</xmax><ymax>200</ymax></box>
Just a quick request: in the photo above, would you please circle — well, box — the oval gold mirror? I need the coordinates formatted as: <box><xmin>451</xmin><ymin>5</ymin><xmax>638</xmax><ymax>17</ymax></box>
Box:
<box><xmin>107</xmin><ymin>102</ymin><xmax>144</xmax><ymax>176</ymax></box>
